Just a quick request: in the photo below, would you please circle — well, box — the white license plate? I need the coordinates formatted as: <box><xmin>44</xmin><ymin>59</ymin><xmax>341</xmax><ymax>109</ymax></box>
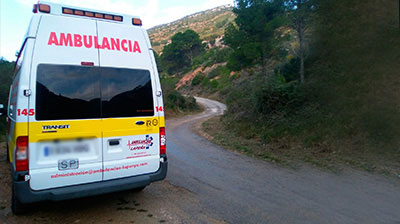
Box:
<box><xmin>58</xmin><ymin>159</ymin><xmax>79</xmax><ymax>170</ymax></box>
<box><xmin>44</xmin><ymin>144</ymin><xmax>89</xmax><ymax>157</ymax></box>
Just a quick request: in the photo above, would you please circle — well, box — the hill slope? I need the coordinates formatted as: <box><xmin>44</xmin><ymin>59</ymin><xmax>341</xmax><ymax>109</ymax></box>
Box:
<box><xmin>148</xmin><ymin>5</ymin><xmax>235</xmax><ymax>53</ymax></box>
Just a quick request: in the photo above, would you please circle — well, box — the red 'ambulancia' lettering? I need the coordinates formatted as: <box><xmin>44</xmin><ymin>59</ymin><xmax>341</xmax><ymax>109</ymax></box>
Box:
<box><xmin>121</xmin><ymin>40</ymin><xmax>128</xmax><ymax>52</ymax></box>
<box><xmin>128</xmin><ymin>40</ymin><xmax>133</xmax><ymax>52</ymax></box>
<box><xmin>83</xmin><ymin>35</ymin><xmax>92</xmax><ymax>48</ymax></box>
<box><xmin>133</xmin><ymin>41</ymin><xmax>141</xmax><ymax>53</ymax></box>
<box><xmin>111</xmin><ymin>38</ymin><xmax>120</xmax><ymax>51</ymax></box>
<box><xmin>60</xmin><ymin>33</ymin><xmax>73</xmax><ymax>46</ymax></box>
<box><xmin>102</xmin><ymin>37</ymin><xmax>111</xmax><ymax>50</ymax></box>
<box><xmin>48</xmin><ymin>32</ymin><xmax>59</xmax><ymax>45</ymax></box>
<box><xmin>74</xmin><ymin>34</ymin><xmax>83</xmax><ymax>47</ymax></box>
<box><xmin>94</xmin><ymin>36</ymin><xmax>102</xmax><ymax>49</ymax></box>
<box><xmin>47</xmin><ymin>32</ymin><xmax>142</xmax><ymax>54</ymax></box>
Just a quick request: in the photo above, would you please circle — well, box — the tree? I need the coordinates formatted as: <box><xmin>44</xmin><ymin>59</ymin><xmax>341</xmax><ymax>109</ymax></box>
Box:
<box><xmin>160</xmin><ymin>29</ymin><xmax>204</xmax><ymax>74</ymax></box>
<box><xmin>0</xmin><ymin>59</ymin><xmax>14</xmax><ymax>134</ymax></box>
<box><xmin>285</xmin><ymin>0</ymin><xmax>314</xmax><ymax>83</ymax></box>
<box><xmin>224</xmin><ymin>0</ymin><xmax>285</xmax><ymax>74</ymax></box>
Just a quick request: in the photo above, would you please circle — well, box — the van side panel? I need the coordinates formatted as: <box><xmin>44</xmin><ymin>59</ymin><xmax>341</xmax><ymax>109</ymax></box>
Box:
<box><xmin>28</xmin><ymin>15</ymin><xmax>103</xmax><ymax>190</ymax></box>
<box><xmin>8</xmin><ymin>37</ymin><xmax>35</xmax><ymax>165</ymax></box>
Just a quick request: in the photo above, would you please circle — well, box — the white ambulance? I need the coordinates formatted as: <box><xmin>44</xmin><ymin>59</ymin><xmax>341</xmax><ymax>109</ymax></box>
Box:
<box><xmin>3</xmin><ymin>2</ymin><xmax>167</xmax><ymax>215</ymax></box>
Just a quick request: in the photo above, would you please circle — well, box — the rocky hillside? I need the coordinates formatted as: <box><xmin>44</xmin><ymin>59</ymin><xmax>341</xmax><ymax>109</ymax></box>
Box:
<box><xmin>148</xmin><ymin>5</ymin><xmax>235</xmax><ymax>53</ymax></box>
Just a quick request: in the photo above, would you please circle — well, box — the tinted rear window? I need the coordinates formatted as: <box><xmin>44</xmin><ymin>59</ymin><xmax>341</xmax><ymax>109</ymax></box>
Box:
<box><xmin>36</xmin><ymin>64</ymin><xmax>154</xmax><ymax>120</ymax></box>
<box><xmin>36</xmin><ymin>64</ymin><xmax>101</xmax><ymax>120</ymax></box>
<box><xmin>101</xmin><ymin>67</ymin><xmax>154</xmax><ymax>118</ymax></box>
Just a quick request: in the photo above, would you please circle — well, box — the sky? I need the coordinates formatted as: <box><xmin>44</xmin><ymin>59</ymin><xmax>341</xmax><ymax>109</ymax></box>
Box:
<box><xmin>0</xmin><ymin>0</ymin><xmax>233</xmax><ymax>61</ymax></box>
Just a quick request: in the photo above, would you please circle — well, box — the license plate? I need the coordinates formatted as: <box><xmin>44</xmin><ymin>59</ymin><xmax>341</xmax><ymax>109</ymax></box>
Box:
<box><xmin>44</xmin><ymin>144</ymin><xmax>89</xmax><ymax>157</ymax></box>
<box><xmin>58</xmin><ymin>159</ymin><xmax>79</xmax><ymax>170</ymax></box>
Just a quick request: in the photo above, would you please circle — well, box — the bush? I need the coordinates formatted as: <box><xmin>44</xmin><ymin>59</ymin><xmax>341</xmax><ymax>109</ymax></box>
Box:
<box><xmin>210</xmin><ymin>80</ymin><xmax>219</xmax><ymax>89</ymax></box>
<box><xmin>255</xmin><ymin>74</ymin><xmax>304</xmax><ymax>116</ymax></box>
<box><xmin>215</xmin><ymin>48</ymin><xmax>233</xmax><ymax>63</ymax></box>
<box><xmin>192</xmin><ymin>49</ymin><xmax>216</xmax><ymax>68</ymax></box>
<box><xmin>208</xmin><ymin>66</ymin><xmax>230</xmax><ymax>79</ymax></box>
<box><xmin>161</xmin><ymin>76</ymin><xmax>199</xmax><ymax>112</ymax></box>
<box><xmin>201</xmin><ymin>77</ymin><xmax>211</xmax><ymax>88</ymax></box>
<box><xmin>209</xmin><ymin>39</ymin><xmax>216</xmax><ymax>46</ymax></box>
<box><xmin>192</xmin><ymin>74</ymin><xmax>205</xmax><ymax>86</ymax></box>
<box><xmin>276</xmin><ymin>57</ymin><xmax>300</xmax><ymax>82</ymax></box>
<box><xmin>216</xmin><ymin>18</ymin><xmax>228</xmax><ymax>28</ymax></box>
<box><xmin>225</xmin><ymin>72</ymin><xmax>305</xmax><ymax>121</ymax></box>
<box><xmin>0</xmin><ymin>59</ymin><xmax>14</xmax><ymax>135</ymax></box>
<box><xmin>165</xmin><ymin>90</ymin><xmax>199</xmax><ymax>111</ymax></box>
<box><xmin>185</xmin><ymin>95</ymin><xmax>198</xmax><ymax>110</ymax></box>
<box><xmin>165</xmin><ymin>90</ymin><xmax>187</xmax><ymax>110</ymax></box>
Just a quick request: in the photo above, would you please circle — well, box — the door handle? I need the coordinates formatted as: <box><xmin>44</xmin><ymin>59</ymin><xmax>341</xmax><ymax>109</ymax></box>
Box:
<box><xmin>109</xmin><ymin>139</ymin><xmax>120</xmax><ymax>146</ymax></box>
<box><xmin>136</xmin><ymin>121</ymin><xmax>145</xmax><ymax>125</ymax></box>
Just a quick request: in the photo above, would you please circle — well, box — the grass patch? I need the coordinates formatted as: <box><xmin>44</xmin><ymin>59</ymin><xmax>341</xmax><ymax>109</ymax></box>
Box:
<box><xmin>202</xmin><ymin>116</ymin><xmax>399</xmax><ymax>175</ymax></box>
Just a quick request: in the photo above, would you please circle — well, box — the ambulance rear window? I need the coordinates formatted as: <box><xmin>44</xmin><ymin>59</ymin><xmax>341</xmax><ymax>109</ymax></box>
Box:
<box><xmin>36</xmin><ymin>64</ymin><xmax>101</xmax><ymax>120</ymax></box>
<box><xmin>36</xmin><ymin>64</ymin><xmax>154</xmax><ymax>120</ymax></box>
<box><xmin>101</xmin><ymin>67</ymin><xmax>154</xmax><ymax>118</ymax></box>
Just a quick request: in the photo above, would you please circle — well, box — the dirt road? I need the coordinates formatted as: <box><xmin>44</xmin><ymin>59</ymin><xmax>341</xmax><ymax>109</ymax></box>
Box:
<box><xmin>0</xmin><ymin>97</ymin><xmax>399</xmax><ymax>223</ymax></box>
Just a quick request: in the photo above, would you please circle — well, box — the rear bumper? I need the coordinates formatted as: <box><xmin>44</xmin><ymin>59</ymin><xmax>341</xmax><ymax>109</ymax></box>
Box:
<box><xmin>14</xmin><ymin>160</ymin><xmax>167</xmax><ymax>204</ymax></box>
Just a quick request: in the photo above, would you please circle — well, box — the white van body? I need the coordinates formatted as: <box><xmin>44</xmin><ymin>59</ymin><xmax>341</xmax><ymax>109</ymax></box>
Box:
<box><xmin>7</xmin><ymin>2</ymin><xmax>167</xmax><ymax>214</ymax></box>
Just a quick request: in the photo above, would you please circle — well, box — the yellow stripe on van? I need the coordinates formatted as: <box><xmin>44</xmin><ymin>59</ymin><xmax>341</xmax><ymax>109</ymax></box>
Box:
<box><xmin>19</xmin><ymin>116</ymin><xmax>165</xmax><ymax>143</ymax></box>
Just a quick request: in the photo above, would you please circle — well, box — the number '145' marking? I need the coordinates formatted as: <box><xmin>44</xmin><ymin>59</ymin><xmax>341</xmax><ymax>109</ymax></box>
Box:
<box><xmin>156</xmin><ymin>106</ymin><xmax>163</xmax><ymax>112</ymax></box>
<box><xmin>17</xmin><ymin>109</ymin><xmax>35</xmax><ymax>116</ymax></box>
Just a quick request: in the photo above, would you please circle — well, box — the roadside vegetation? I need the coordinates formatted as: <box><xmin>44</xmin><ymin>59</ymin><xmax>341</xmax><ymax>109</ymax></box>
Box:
<box><xmin>160</xmin><ymin>75</ymin><xmax>200</xmax><ymax>118</ymax></box>
<box><xmin>204</xmin><ymin>0</ymin><xmax>400</xmax><ymax>174</ymax></box>
<box><xmin>154</xmin><ymin>0</ymin><xmax>400</xmax><ymax>175</ymax></box>
<box><xmin>0</xmin><ymin>59</ymin><xmax>13</xmax><ymax>136</ymax></box>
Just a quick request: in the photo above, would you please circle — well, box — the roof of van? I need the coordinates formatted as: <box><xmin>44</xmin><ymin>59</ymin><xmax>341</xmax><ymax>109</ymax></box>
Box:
<box><xmin>36</xmin><ymin>1</ymin><xmax>142</xmax><ymax>27</ymax></box>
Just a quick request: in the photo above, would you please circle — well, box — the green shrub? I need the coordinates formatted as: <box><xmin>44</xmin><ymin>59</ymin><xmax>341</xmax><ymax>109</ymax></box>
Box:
<box><xmin>0</xmin><ymin>59</ymin><xmax>14</xmax><ymax>135</ymax></box>
<box><xmin>209</xmin><ymin>39</ymin><xmax>216</xmax><ymax>46</ymax></box>
<box><xmin>209</xmin><ymin>66</ymin><xmax>230</xmax><ymax>79</ymax></box>
<box><xmin>210</xmin><ymin>80</ymin><xmax>219</xmax><ymax>89</ymax></box>
<box><xmin>215</xmin><ymin>48</ymin><xmax>233</xmax><ymax>63</ymax></box>
<box><xmin>276</xmin><ymin>57</ymin><xmax>300</xmax><ymax>82</ymax></box>
<box><xmin>216</xmin><ymin>18</ymin><xmax>228</xmax><ymax>28</ymax></box>
<box><xmin>255</xmin><ymin>74</ymin><xmax>304</xmax><ymax>116</ymax></box>
<box><xmin>201</xmin><ymin>77</ymin><xmax>211</xmax><ymax>88</ymax></box>
<box><xmin>192</xmin><ymin>74</ymin><xmax>205</xmax><ymax>86</ymax></box>
<box><xmin>161</xmin><ymin>76</ymin><xmax>198</xmax><ymax>112</ymax></box>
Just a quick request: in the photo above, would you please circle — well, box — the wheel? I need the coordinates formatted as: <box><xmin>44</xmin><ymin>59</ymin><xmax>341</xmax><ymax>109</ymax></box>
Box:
<box><xmin>11</xmin><ymin>184</ymin><xmax>28</xmax><ymax>215</ymax></box>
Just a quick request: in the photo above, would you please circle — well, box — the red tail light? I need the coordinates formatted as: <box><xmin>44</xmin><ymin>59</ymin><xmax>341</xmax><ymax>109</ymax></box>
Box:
<box><xmin>15</xmin><ymin>136</ymin><xmax>28</xmax><ymax>172</ymax></box>
<box><xmin>160</xmin><ymin>127</ymin><xmax>166</xmax><ymax>155</ymax></box>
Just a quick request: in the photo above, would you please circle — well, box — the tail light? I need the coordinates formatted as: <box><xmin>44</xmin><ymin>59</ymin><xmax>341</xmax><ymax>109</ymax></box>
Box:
<box><xmin>15</xmin><ymin>136</ymin><xmax>28</xmax><ymax>172</ymax></box>
<box><xmin>160</xmin><ymin>127</ymin><xmax>166</xmax><ymax>155</ymax></box>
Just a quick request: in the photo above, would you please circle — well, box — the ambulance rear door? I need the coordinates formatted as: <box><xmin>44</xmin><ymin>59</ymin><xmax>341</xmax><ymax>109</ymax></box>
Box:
<box><xmin>28</xmin><ymin>15</ymin><xmax>103</xmax><ymax>190</ymax></box>
<box><xmin>97</xmin><ymin>21</ymin><xmax>161</xmax><ymax>181</ymax></box>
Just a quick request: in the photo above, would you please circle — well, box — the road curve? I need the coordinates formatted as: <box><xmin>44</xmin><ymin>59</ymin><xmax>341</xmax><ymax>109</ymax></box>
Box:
<box><xmin>166</xmin><ymin>97</ymin><xmax>400</xmax><ymax>223</ymax></box>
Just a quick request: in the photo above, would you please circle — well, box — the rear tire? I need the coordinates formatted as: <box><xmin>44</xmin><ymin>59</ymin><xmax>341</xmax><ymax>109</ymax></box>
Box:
<box><xmin>11</xmin><ymin>184</ymin><xmax>28</xmax><ymax>215</ymax></box>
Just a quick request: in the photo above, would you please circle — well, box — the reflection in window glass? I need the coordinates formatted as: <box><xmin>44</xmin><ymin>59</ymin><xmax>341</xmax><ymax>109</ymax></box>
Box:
<box><xmin>101</xmin><ymin>67</ymin><xmax>154</xmax><ymax>118</ymax></box>
<box><xmin>35</xmin><ymin>64</ymin><xmax>154</xmax><ymax>120</ymax></box>
<box><xmin>36</xmin><ymin>64</ymin><xmax>101</xmax><ymax>120</ymax></box>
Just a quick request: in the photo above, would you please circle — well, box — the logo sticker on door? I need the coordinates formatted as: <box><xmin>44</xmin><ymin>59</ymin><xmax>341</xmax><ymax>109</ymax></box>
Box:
<box><xmin>127</xmin><ymin>135</ymin><xmax>153</xmax><ymax>151</ymax></box>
